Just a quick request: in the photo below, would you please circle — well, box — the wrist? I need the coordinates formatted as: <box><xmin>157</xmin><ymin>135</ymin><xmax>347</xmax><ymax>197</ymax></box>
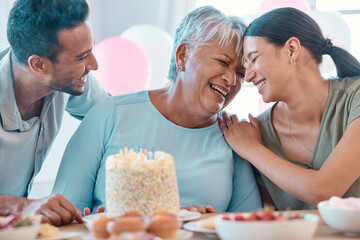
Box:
<box><xmin>0</xmin><ymin>196</ymin><xmax>30</xmax><ymax>215</ymax></box>
<box><xmin>240</xmin><ymin>143</ymin><xmax>266</xmax><ymax>162</ymax></box>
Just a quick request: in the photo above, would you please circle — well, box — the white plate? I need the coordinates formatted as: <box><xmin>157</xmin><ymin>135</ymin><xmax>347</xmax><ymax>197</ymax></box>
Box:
<box><xmin>82</xmin><ymin>229</ymin><xmax>192</xmax><ymax>240</ymax></box>
<box><xmin>82</xmin><ymin>213</ymin><xmax>106</xmax><ymax>223</ymax></box>
<box><xmin>183</xmin><ymin>220</ymin><xmax>216</xmax><ymax>234</ymax></box>
<box><xmin>83</xmin><ymin>210</ymin><xmax>200</xmax><ymax>222</ymax></box>
<box><xmin>179</xmin><ymin>210</ymin><xmax>201</xmax><ymax>221</ymax></box>
<box><xmin>167</xmin><ymin>229</ymin><xmax>193</xmax><ymax>240</ymax></box>
<box><xmin>38</xmin><ymin>231</ymin><xmax>82</xmax><ymax>240</ymax></box>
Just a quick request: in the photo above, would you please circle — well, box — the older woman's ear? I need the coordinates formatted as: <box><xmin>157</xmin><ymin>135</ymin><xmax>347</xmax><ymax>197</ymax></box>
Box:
<box><xmin>175</xmin><ymin>43</ymin><xmax>190</xmax><ymax>72</ymax></box>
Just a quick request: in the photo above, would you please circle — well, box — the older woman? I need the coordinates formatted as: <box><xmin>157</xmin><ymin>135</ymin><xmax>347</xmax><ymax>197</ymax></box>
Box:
<box><xmin>52</xmin><ymin>6</ymin><xmax>261</xmax><ymax>213</ymax></box>
<box><xmin>220</xmin><ymin>7</ymin><xmax>360</xmax><ymax>210</ymax></box>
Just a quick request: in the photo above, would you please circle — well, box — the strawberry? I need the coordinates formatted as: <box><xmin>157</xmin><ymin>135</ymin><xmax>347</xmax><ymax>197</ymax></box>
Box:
<box><xmin>234</xmin><ymin>215</ymin><xmax>245</xmax><ymax>221</ymax></box>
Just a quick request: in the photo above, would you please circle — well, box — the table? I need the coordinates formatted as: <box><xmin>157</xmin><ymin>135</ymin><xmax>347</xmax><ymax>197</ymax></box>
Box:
<box><xmin>60</xmin><ymin>210</ymin><xmax>360</xmax><ymax>239</ymax></box>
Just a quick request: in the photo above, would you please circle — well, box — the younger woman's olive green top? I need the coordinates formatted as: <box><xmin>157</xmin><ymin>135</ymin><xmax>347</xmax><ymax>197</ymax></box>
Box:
<box><xmin>256</xmin><ymin>76</ymin><xmax>360</xmax><ymax>210</ymax></box>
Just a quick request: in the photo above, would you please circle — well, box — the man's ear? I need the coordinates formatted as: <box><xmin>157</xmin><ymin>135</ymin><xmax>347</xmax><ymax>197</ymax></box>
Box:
<box><xmin>285</xmin><ymin>37</ymin><xmax>300</xmax><ymax>65</ymax></box>
<box><xmin>175</xmin><ymin>43</ymin><xmax>190</xmax><ymax>71</ymax></box>
<box><xmin>27</xmin><ymin>55</ymin><xmax>53</xmax><ymax>75</ymax></box>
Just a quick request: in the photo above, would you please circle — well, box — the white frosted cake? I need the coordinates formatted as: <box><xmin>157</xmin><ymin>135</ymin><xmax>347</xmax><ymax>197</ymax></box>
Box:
<box><xmin>105</xmin><ymin>148</ymin><xmax>180</xmax><ymax>216</ymax></box>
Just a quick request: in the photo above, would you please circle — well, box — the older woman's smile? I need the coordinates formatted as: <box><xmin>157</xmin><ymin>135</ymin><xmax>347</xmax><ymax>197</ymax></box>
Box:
<box><xmin>209</xmin><ymin>83</ymin><xmax>228</xmax><ymax>97</ymax></box>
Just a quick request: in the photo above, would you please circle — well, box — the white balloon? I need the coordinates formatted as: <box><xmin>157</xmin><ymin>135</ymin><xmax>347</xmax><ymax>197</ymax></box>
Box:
<box><xmin>121</xmin><ymin>24</ymin><xmax>173</xmax><ymax>90</ymax></box>
<box><xmin>309</xmin><ymin>10</ymin><xmax>352</xmax><ymax>74</ymax></box>
<box><xmin>242</xmin><ymin>12</ymin><xmax>262</xmax><ymax>25</ymax></box>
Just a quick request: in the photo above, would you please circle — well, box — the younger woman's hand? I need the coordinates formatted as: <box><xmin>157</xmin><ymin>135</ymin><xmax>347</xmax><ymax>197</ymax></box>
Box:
<box><xmin>218</xmin><ymin>111</ymin><xmax>262</xmax><ymax>158</ymax></box>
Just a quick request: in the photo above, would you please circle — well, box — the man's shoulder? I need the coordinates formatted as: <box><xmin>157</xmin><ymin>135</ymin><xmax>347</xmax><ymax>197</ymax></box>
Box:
<box><xmin>0</xmin><ymin>46</ymin><xmax>11</xmax><ymax>60</ymax></box>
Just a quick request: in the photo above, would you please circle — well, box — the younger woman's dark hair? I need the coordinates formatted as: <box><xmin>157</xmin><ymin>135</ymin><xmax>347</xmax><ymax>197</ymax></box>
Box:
<box><xmin>244</xmin><ymin>7</ymin><xmax>360</xmax><ymax>78</ymax></box>
<box><xmin>7</xmin><ymin>0</ymin><xmax>89</xmax><ymax>65</ymax></box>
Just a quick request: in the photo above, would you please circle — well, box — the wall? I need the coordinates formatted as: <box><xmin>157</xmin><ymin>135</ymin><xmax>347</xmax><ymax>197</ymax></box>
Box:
<box><xmin>0</xmin><ymin>0</ymin><xmax>196</xmax><ymax>49</ymax></box>
<box><xmin>87</xmin><ymin>0</ymin><xmax>195</xmax><ymax>42</ymax></box>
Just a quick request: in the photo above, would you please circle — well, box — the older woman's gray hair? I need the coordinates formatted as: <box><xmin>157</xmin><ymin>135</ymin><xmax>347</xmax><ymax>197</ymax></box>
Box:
<box><xmin>167</xmin><ymin>6</ymin><xmax>247</xmax><ymax>82</ymax></box>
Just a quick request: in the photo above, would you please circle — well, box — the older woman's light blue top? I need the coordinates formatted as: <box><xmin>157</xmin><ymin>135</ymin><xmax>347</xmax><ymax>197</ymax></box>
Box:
<box><xmin>52</xmin><ymin>91</ymin><xmax>261</xmax><ymax>212</ymax></box>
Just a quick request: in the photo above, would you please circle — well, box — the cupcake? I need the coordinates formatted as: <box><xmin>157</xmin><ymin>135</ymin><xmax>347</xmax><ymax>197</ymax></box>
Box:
<box><xmin>107</xmin><ymin>216</ymin><xmax>146</xmax><ymax>235</ymax></box>
<box><xmin>147</xmin><ymin>213</ymin><xmax>179</xmax><ymax>238</ymax></box>
<box><xmin>90</xmin><ymin>215</ymin><xmax>113</xmax><ymax>238</ymax></box>
<box><xmin>152</xmin><ymin>210</ymin><xmax>177</xmax><ymax>218</ymax></box>
<box><xmin>121</xmin><ymin>210</ymin><xmax>143</xmax><ymax>217</ymax></box>
<box><xmin>108</xmin><ymin>231</ymin><xmax>156</xmax><ymax>240</ymax></box>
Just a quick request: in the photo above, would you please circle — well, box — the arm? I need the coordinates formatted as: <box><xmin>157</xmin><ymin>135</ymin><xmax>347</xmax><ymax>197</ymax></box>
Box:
<box><xmin>0</xmin><ymin>195</ymin><xmax>82</xmax><ymax>226</ymax></box>
<box><xmin>219</xmin><ymin>112</ymin><xmax>360</xmax><ymax>207</ymax></box>
<box><xmin>226</xmin><ymin>153</ymin><xmax>262</xmax><ymax>212</ymax></box>
<box><xmin>52</xmin><ymin>97</ymin><xmax>114</xmax><ymax>211</ymax></box>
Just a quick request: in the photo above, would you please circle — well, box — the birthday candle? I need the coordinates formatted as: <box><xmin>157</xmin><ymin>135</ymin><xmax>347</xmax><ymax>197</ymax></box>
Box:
<box><xmin>119</xmin><ymin>149</ymin><xmax>124</xmax><ymax>159</ymax></box>
<box><xmin>140</xmin><ymin>148</ymin><xmax>144</xmax><ymax>161</ymax></box>
<box><xmin>124</xmin><ymin>147</ymin><xmax>128</xmax><ymax>157</ymax></box>
<box><xmin>149</xmin><ymin>151</ymin><xmax>152</xmax><ymax>160</ymax></box>
<box><xmin>144</xmin><ymin>148</ymin><xmax>148</xmax><ymax>156</ymax></box>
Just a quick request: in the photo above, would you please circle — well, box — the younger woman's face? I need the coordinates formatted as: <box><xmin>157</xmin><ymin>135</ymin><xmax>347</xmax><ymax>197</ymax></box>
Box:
<box><xmin>243</xmin><ymin>36</ymin><xmax>291</xmax><ymax>103</ymax></box>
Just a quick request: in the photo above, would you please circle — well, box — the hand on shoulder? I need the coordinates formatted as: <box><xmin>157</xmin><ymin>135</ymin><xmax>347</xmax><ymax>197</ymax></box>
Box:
<box><xmin>218</xmin><ymin>111</ymin><xmax>262</xmax><ymax>158</ymax></box>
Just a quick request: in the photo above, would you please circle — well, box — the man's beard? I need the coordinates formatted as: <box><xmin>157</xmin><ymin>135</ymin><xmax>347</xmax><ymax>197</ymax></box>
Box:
<box><xmin>49</xmin><ymin>72</ymin><xmax>84</xmax><ymax>96</ymax></box>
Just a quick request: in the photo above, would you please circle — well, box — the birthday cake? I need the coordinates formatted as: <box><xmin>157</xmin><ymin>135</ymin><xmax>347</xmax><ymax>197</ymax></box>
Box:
<box><xmin>105</xmin><ymin>148</ymin><xmax>180</xmax><ymax>216</ymax></box>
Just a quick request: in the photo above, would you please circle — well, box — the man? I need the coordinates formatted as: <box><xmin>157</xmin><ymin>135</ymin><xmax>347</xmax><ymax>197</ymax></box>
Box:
<box><xmin>0</xmin><ymin>0</ymin><xmax>109</xmax><ymax>225</ymax></box>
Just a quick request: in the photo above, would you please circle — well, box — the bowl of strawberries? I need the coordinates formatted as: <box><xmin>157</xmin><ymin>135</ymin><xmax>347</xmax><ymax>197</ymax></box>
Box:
<box><xmin>215</xmin><ymin>210</ymin><xmax>319</xmax><ymax>240</ymax></box>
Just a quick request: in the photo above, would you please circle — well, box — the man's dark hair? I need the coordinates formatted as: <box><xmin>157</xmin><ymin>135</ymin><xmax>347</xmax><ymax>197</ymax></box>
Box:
<box><xmin>7</xmin><ymin>0</ymin><xmax>89</xmax><ymax>65</ymax></box>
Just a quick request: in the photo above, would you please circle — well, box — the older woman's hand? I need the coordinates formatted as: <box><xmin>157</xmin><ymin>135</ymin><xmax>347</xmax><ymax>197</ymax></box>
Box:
<box><xmin>83</xmin><ymin>205</ymin><xmax>105</xmax><ymax>216</ymax></box>
<box><xmin>181</xmin><ymin>205</ymin><xmax>216</xmax><ymax>213</ymax></box>
<box><xmin>218</xmin><ymin>111</ymin><xmax>263</xmax><ymax>159</ymax></box>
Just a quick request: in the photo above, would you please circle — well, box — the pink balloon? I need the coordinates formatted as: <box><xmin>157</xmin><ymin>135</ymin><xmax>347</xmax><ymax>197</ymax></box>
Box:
<box><xmin>259</xmin><ymin>0</ymin><xmax>311</xmax><ymax>13</ymax></box>
<box><xmin>92</xmin><ymin>37</ymin><xmax>151</xmax><ymax>95</ymax></box>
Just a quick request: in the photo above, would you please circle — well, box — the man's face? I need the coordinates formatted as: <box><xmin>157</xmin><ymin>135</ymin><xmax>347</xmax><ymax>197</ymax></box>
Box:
<box><xmin>49</xmin><ymin>21</ymin><xmax>98</xmax><ymax>95</ymax></box>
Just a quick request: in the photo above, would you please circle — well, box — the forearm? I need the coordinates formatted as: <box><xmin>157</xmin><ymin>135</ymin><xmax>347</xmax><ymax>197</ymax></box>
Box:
<box><xmin>241</xmin><ymin>145</ymin><xmax>328</xmax><ymax>207</ymax></box>
<box><xmin>0</xmin><ymin>195</ymin><xmax>29</xmax><ymax>216</ymax></box>
<box><xmin>222</xmin><ymin>114</ymin><xmax>360</xmax><ymax>207</ymax></box>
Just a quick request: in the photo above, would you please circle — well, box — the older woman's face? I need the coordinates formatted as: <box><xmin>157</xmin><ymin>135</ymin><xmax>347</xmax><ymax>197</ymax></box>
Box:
<box><xmin>182</xmin><ymin>41</ymin><xmax>244</xmax><ymax>116</ymax></box>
